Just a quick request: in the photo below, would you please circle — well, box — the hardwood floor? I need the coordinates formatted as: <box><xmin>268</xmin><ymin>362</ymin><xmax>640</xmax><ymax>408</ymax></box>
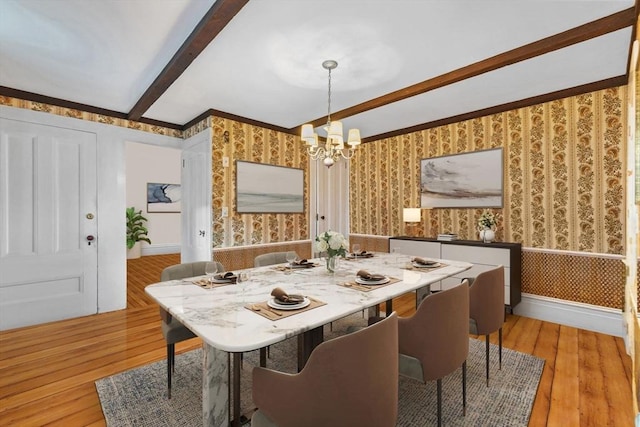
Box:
<box><xmin>0</xmin><ymin>254</ymin><xmax>634</xmax><ymax>426</ymax></box>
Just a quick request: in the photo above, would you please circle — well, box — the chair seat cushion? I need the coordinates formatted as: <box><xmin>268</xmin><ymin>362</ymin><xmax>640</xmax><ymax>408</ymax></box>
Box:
<box><xmin>161</xmin><ymin>317</ymin><xmax>196</xmax><ymax>344</ymax></box>
<box><xmin>399</xmin><ymin>353</ymin><xmax>425</xmax><ymax>382</ymax></box>
<box><xmin>251</xmin><ymin>410</ymin><xmax>278</xmax><ymax>427</ymax></box>
<box><xmin>469</xmin><ymin>317</ymin><xmax>479</xmax><ymax>335</ymax></box>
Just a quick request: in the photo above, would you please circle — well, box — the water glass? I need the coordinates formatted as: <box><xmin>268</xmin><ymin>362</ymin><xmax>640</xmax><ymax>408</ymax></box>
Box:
<box><xmin>204</xmin><ymin>262</ymin><xmax>219</xmax><ymax>284</ymax></box>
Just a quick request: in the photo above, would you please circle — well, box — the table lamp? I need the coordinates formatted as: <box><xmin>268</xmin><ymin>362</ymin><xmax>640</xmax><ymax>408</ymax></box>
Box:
<box><xmin>403</xmin><ymin>208</ymin><xmax>421</xmax><ymax>237</ymax></box>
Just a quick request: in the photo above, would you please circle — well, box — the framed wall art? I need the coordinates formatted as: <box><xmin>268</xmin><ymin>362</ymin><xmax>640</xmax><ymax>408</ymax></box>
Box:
<box><xmin>236</xmin><ymin>161</ymin><xmax>304</xmax><ymax>213</ymax></box>
<box><xmin>147</xmin><ymin>183</ymin><xmax>181</xmax><ymax>213</ymax></box>
<box><xmin>420</xmin><ymin>148</ymin><xmax>503</xmax><ymax>209</ymax></box>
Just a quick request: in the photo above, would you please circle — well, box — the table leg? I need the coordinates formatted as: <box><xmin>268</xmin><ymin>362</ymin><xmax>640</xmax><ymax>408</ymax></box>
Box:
<box><xmin>202</xmin><ymin>343</ymin><xmax>229</xmax><ymax>426</ymax></box>
<box><xmin>385</xmin><ymin>299</ymin><xmax>393</xmax><ymax>316</ymax></box>
<box><xmin>297</xmin><ymin>326</ymin><xmax>324</xmax><ymax>371</ymax></box>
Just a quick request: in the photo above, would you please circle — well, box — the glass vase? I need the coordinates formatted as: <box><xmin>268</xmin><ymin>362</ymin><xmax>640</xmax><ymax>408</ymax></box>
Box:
<box><xmin>326</xmin><ymin>256</ymin><xmax>338</xmax><ymax>273</ymax></box>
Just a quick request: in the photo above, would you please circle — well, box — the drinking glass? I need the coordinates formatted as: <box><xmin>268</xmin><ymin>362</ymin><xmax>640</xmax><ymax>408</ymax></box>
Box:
<box><xmin>285</xmin><ymin>251</ymin><xmax>297</xmax><ymax>265</ymax></box>
<box><xmin>237</xmin><ymin>272</ymin><xmax>250</xmax><ymax>300</ymax></box>
<box><xmin>204</xmin><ymin>262</ymin><xmax>219</xmax><ymax>285</ymax></box>
<box><xmin>352</xmin><ymin>243</ymin><xmax>361</xmax><ymax>258</ymax></box>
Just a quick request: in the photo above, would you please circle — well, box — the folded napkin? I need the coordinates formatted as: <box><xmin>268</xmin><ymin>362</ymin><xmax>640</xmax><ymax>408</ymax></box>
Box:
<box><xmin>270</xmin><ymin>287</ymin><xmax>305</xmax><ymax>304</ymax></box>
<box><xmin>352</xmin><ymin>250</ymin><xmax>373</xmax><ymax>257</ymax></box>
<box><xmin>412</xmin><ymin>257</ymin><xmax>437</xmax><ymax>266</ymax></box>
<box><xmin>356</xmin><ymin>270</ymin><xmax>386</xmax><ymax>281</ymax></box>
<box><xmin>291</xmin><ymin>259</ymin><xmax>313</xmax><ymax>266</ymax></box>
<box><xmin>214</xmin><ymin>271</ymin><xmax>237</xmax><ymax>282</ymax></box>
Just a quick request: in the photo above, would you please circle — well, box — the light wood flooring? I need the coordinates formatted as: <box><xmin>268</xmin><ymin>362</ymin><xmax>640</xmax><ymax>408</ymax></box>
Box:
<box><xmin>0</xmin><ymin>254</ymin><xmax>634</xmax><ymax>426</ymax></box>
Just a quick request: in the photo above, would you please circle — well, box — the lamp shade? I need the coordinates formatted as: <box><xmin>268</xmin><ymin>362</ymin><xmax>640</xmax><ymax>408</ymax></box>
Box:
<box><xmin>301</xmin><ymin>124</ymin><xmax>315</xmax><ymax>145</ymax></box>
<box><xmin>328</xmin><ymin>121</ymin><xmax>343</xmax><ymax>140</ymax></box>
<box><xmin>403</xmin><ymin>208</ymin><xmax>421</xmax><ymax>223</ymax></box>
<box><xmin>347</xmin><ymin>129</ymin><xmax>361</xmax><ymax>146</ymax></box>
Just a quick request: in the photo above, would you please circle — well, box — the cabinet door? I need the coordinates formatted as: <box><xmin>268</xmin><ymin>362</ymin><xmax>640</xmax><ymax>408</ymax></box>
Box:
<box><xmin>441</xmin><ymin>244</ymin><xmax>511</xmax><ymax>266</ymax></box>
<box><xmin>389</xmin><ymin>239</ymin><xmax>440</xmax><ymax>257</ymax></box>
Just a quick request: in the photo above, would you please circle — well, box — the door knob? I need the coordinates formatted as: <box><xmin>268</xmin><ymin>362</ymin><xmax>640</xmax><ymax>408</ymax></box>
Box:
<box><xmin>86</xmin><ymin>235</ymin><xmax>95</xmax><ymax>246</ymax></box>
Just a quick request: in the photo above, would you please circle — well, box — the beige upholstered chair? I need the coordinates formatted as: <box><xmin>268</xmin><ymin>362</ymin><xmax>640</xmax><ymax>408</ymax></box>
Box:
<box><xmin>398</xmin><ymin>282</ymin><xmax>469</xmax><ymax>427</ymax></box>
<box><xmin>254</xmin><ymin>251</ymin><xmax>298</xmax><ymax>267</ymax></box>
<box><xmin>159</xmin><ymin>261</ymin><xmax>223</xmax><ymax>398</ymax></box>
<box><xmin>468</xmin><ymin>265</ymin><xmax>505</xmax><ymax>386</ymax></box>
<box><xmin>251</xmin><ymin>313</ymin><xmax>399</xmax><ymax>427</ymax></box>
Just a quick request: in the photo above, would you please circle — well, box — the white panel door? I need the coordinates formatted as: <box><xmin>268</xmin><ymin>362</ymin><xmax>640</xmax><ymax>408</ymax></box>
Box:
<box><xmin>0</xmin><ymin>118</ymin><xmax>97</xmax><ymax>330</ymax></box>
<box><xmin>181</xmin><ymin>129</ymin><xmax>211</xmax><ymax>262</ymax></box>
<box><xmin>311</xmin><ymin>159</ymin><xmax>350</xmax><ymax>254</ymax></box>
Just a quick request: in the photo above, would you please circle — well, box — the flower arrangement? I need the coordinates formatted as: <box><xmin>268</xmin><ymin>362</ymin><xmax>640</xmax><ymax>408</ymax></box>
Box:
<box><xmin>477</xmin><ymin>210</ymin><xmax>497</xmax><ymax>229</ymax></box>
<box><xmin>315</xmin><ymin>230</ymin><xmax>348</xmax><ymax>258</ymax></box>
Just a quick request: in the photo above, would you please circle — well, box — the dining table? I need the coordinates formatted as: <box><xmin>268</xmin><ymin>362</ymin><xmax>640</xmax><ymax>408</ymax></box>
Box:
<box><xmin>145</xmin><ymin>251</ymin><xmax>472</xmax><ymax>427</ymax></box>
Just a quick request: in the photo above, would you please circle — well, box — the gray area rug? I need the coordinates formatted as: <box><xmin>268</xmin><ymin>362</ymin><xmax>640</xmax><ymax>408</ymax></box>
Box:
<box><xmin>96</xmin><ymin>315</ymin><xmax>544</xmax><ymax>426</ymax></box>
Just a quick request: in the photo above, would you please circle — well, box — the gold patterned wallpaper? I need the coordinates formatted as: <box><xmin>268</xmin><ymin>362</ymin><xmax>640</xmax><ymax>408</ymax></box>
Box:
<box><xmin>210</xmin><ymin>117</ymin><xmax>309</xmax><ymax>247</ymax></box>
<box><xmin>350</xmin><ymin>87</ymin><xmax>627</xmax><ymax>255</ymax></box>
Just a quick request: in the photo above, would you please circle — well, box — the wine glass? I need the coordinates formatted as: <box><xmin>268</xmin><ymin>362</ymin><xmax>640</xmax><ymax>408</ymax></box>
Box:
<box><xmin>237</xmin><ymin>272</ymin><xmax>250</xmax><ymax>300</ymax></box>
<box><xmin>352</xmin><ymin>243</ymin><xmax>361</xmax><ymax>258</ymax></box>
<box><xmin>204</xmin><ymin>262</ymin><xmax>219</xmax><ymax>285</ymax></box>
<box><xmin>285</xmin><ymin>251</ymin><xmax>297</xmax><ymax>271</ymax></box>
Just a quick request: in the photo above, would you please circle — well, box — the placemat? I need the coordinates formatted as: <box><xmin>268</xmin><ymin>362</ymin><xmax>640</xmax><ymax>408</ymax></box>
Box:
<box><xmin>338</xmin><ymin>276</ymin><xmax>401</xmax><ymax>292</ymax></box>
<box><xmin>189</xmin><ymin>277</ymin><xmax>236</xmax><ymax>289</ymax></box>
<box><xmin>245</xmin><ymin>296</ymin><xmax>326</xmax><ymax>320</ymax></box>
<box><xmin>402</xmin><ymin>262</ymin><xmax>448</xmax><ymax>272</ymax></box>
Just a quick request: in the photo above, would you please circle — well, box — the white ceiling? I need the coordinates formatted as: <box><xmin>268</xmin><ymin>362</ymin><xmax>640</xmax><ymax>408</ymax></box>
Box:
<box><xmin>0</xmin><ymin>0</ymin><xmax>635</xmax><ymax>139</ymax></box>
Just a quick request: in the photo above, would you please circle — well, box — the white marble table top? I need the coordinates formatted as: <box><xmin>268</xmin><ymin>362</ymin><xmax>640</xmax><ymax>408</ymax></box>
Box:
<box><xmin>145</xmin><ymin>253</ymin><xmax>472</xmax><ymax>353</ymax></box>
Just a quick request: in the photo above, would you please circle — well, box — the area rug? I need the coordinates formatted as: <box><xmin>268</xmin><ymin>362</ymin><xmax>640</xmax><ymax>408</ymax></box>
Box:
<box><xmin>96</xmin><ymin>316</ymin><xmax>544</xmax><ymax>426</ymax></box>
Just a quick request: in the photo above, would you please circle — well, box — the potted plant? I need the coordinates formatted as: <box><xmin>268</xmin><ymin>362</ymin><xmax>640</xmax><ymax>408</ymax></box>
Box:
<box><xmin>126</xmin><ymin>207</ymin><xmax>151</xmax><ymax>259</ymax></box>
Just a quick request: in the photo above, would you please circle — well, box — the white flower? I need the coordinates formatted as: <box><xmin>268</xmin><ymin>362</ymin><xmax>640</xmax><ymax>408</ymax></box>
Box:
<box><xmin>478</xmin><ymin>211</ymin><xmax>497</xmax><ymax>229</ymax></box>
<box><xmin>316</xmin><ymin>239</ymin><xmax>329</xmax><ymax>252</ymax></box>
<box><xmin>316</xmin><ymin>230</ymin><xmax>348</xmax><ymax>258</ymax></box>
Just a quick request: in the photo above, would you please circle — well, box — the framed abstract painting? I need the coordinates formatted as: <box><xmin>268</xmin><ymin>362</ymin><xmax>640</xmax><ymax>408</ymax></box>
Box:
<box><xmin>420</xmin><ymin>148</ymin><xmax>503</xmax><ymax>209</ymax></box>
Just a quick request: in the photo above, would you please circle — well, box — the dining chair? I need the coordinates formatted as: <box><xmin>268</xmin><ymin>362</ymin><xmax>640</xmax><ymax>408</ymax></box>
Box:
<box><xmin>251</xmin><ymin>312</ymin><xmax>398</xmax><ymax>427</ymax></box>
<box><xmin>160</xmin><ymin>261</ymin><xmax>223</xmax><ymax>398</ymax></box>
<box><xmin>398</xmin><ymin>281</ymin><xmax>469</xmax><ymax>427</ymax></box>
<box><xmin>254</xmin><ymin>251</ymin><xmax>298</xmax><ymax>267</ymax></box>
<box><xmin>468</xmin><ymin>265</ymin><xmax>505</xmax><ymax>387</ymax></box>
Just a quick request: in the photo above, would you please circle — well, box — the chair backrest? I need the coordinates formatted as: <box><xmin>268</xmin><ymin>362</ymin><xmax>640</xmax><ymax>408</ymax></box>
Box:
<box><xmin>398</xmin><ymin>282</ymin><xmax>469</xmax><ymax>382</ymax></box>
<box><xmin>253</xmin><ymin>252</ymin><xmax>297</xmax><ymax>267</ymax></box>
<box><xmin>160</xmin><ymin>261</ymin><xmax>225</xmax><ymax>281</ymax></box>
<box><xmin>253</xmin><ymin>313</ymin><xmax>399</xmax><ymax>427</ymax></box>
<box><xmin>469</xmin><ymin>265</ymin><xmax>505</xmax><ymax>335</ymax></box>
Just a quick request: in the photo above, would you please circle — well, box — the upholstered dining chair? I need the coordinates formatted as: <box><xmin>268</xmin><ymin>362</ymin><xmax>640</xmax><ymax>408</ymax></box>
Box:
<box><xmin>468</xmin><ymin>265</ymin><xmax>505</xmax><ymax>387</ymax></box>
<box><xmin>398</xmin><ymin>282</ymin><xmax>469</xmax><ymax>427</ymax></box>
<box><xmin>254</xmin><ymin>251</ymin><xmax>298</xmax><ymax>267</ymax></box>
<box><xmin>160</xmin><ymin>261</ymin><xmax>224</xmax><ymax>399</ymax></box>
<box><xmin>251</xmin><ymin>313</ymin><xmax>399</xmax><ymax>427</ymax></box>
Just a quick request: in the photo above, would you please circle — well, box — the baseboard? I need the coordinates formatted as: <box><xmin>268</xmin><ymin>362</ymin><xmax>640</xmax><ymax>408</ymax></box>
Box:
<box><xmin>513</xmin><ymin>293</ymin><xmax>624</xmax><ymax>337</ymax></box>
<box><xmin>141</xmin><ymin>244</ymin><xmax>181</xmax><ymax>256</ymax></box>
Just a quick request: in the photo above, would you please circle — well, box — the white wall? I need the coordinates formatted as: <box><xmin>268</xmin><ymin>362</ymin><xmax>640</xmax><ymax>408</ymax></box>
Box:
<box><xmin>125</xmin><ymin>142</ymin><xmax>181</xmax><ymax>252</ymax></box>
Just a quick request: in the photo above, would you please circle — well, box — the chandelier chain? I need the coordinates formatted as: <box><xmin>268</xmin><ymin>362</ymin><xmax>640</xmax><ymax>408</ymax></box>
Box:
<box><xmin>327</xmin><ymin>67</ymin><xmax>332</xmax><ymax>125</ymax></box>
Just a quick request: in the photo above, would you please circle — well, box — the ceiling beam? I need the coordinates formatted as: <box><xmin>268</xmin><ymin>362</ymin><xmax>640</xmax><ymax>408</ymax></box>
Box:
<box><xmin>297</xmin><ymin>7</ymin><xmax>636</xmax><ymax>131</ymax></box>
<box><xmin>362</xmin><ymin>74</ymin><xmax>628</xmax><ymax>143</ymax></box>
<box><xmin>127</xmin><ymin>0</ymin><xmax>250</xmax><ymax>121</ymax></box>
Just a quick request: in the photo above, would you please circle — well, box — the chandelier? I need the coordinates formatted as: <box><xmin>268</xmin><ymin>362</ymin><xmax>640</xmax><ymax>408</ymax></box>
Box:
<box><xmin>301</xmin><ymin>60</ymin><xmax>361</xmax><ymax>168</ymax></box>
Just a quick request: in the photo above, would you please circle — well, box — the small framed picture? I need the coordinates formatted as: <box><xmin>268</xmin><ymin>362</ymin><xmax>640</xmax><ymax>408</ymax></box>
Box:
<box><xmin>147</xmin><ymin>183</ymin><xmax>181</xmax><ymax>213</ymax></box>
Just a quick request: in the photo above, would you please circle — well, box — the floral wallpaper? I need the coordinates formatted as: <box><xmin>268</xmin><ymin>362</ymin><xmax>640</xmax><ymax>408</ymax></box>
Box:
<box><xmin>350</xmin><ymin>87</ymin><xmax>627</xmax><ymax>255</ymax></box>
<box><xmin>210</xmin><ymin>117</ymin><xmax>309</xmax><ymax>247</ymax></box>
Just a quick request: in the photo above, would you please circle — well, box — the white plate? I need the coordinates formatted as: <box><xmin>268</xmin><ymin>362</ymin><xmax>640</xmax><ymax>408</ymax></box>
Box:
<box><xmin>412</xmin><ymin>261</ymin><xmax>441</xmax><ymax>269</ymax></box>
<box><xmin>268</xmin><ymin>297</ymin><xmax>311</xmax><ymax>310</ymax></box>
<box><xmin>355</xmin><ymin>276</ymin><xmax>390</xmax><ymax>285</ymax></box>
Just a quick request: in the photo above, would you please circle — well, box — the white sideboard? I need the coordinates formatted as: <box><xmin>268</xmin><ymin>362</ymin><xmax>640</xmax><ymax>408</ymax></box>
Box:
<box><xmin>389</xmin><ymin>237</ymin><xmax>522</xmax><ymax>311</ymax></box>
